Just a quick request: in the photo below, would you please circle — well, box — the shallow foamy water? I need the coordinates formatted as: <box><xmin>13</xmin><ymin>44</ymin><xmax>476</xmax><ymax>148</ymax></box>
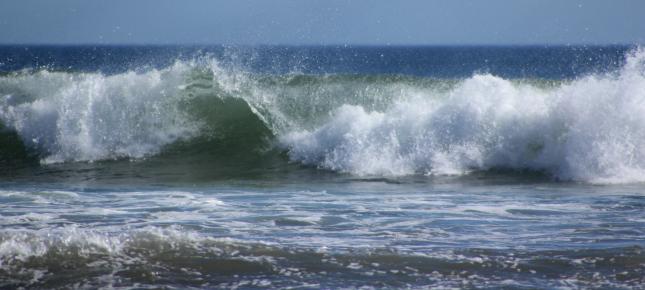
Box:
<box><xmin>1</xmin><ymin>180</ymin><xmax>644</xmax><ymax>288</ymax></box>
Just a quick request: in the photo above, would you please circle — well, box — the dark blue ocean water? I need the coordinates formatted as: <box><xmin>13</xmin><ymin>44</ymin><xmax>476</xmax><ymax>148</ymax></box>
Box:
<box><xmin>0</xmin><ymin>45</ymin><xmax>629</xmax><ymax>78</ymax></box>
<box><xmin>1</xmin><ymin>45</ymin><xmax>644</xmax><ymax>289</ymax></box>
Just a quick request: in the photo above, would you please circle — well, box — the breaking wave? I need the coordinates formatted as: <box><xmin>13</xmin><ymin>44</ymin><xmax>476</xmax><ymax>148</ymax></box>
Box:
<box><xmin>284</xmin><ymin>48</ymin><xmax>645</xmax><ymax>183</ymax></box>
<box><xmin>1</xmin><ymin>49</ymin><xmax>645</xmax><ymax>183</ymax></box>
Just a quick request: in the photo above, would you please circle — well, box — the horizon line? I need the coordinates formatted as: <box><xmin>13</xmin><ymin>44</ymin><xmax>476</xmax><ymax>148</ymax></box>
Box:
<box><xmin>0</xmin><ymin>42</ymin><xmax>641</xmax><ymax>48</ymax></box>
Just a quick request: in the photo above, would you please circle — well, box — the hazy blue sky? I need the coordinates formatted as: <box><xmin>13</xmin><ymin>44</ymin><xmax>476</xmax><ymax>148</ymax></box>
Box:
<box><xmin>1</xmin><ymin>0</ymin><xmax>644</xmax><ymax>45</ymax></box>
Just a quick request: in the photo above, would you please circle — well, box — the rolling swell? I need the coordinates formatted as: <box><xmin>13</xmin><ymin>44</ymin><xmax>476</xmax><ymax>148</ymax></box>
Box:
<box><xmin>1</xmin><ymin>49</ymin><xmax>645</xmax><ymax>183</ymax></box>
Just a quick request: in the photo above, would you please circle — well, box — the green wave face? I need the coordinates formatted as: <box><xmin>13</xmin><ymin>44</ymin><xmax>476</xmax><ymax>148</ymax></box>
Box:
<box><xmin>0</xmin><ymin>60</ymin><xmax>456</xmax><ymax>164</ymax></box>
<box><xmin>0</xmin><ymin>124</ymin><xmax>35</xmax><ymax>165</ymax></box>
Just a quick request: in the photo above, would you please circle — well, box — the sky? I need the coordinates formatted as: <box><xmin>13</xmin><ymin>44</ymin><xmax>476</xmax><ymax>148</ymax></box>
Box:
<box><xmin>1</xmin><ymin>0</ymin><xmax>644</xmax><ymax>45</ymax></box>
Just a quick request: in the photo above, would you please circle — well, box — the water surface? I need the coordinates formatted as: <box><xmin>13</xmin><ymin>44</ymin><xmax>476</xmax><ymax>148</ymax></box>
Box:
<box><xmin>1</xmin><ymin>45</ymin><xmax>644</xmax><ymax>288</ymax></box>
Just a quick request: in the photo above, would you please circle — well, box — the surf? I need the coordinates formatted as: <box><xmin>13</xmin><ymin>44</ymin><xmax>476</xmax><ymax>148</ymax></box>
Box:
<box><xmin>1</xmin><ymin>48</ymin><xmax>644</xmax><ymax>183</ymax></box>
<box><xmin>281</xmin><ymin>48</ymin><xmax>645</xmax><ymax>183</ymax></box>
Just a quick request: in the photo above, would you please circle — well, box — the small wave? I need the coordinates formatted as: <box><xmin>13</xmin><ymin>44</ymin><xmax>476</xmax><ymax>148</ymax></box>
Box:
<box><xmin>1</xmin><ymin>226</ymin><xmax>642</xmax><ymax>289</ymax></box>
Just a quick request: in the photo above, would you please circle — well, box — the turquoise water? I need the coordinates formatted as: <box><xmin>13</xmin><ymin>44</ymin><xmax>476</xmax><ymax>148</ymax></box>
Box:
<box><xmin>1</xmin><ymin>46</ymin><xmax>644</xmax><ymax>288</ymax></box>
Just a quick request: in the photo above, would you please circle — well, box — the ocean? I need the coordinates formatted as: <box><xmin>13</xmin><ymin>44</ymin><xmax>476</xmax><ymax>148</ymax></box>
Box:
<box><xmin>1</xmin><ymin>45</ymin><xmax>644</xmax><ymax>288</ymax></box>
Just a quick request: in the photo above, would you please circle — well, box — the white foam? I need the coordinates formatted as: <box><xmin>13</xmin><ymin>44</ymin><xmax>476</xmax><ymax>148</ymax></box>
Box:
<box><xmin>282</xmin><ymin>48</ymin><xmax>645</xmax><ymax>183</ymax></box>
<box><xmin>0</xmin><ymin>62</ymin><xmax>200</xmax><ymax>163</ymax></box>
<box><xmin>0</xmin><ymin>226</ymin><xmax>207</xmax><ymax>261</ymax></box>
